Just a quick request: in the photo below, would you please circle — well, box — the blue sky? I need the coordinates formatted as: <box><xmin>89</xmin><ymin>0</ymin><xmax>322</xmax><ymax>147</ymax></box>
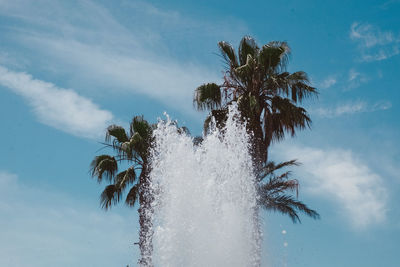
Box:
<box><xmin>0</xmin><ymin>0</ymin><xmax>399</xmax><ymax>266</ymax></box>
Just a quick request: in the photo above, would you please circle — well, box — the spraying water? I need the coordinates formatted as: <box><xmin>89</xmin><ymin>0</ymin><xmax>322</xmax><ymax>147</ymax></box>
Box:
<box><xmin>148</xmin><ymin>105</ymin><xmax>261</xmax><ymax>267</ymax></box>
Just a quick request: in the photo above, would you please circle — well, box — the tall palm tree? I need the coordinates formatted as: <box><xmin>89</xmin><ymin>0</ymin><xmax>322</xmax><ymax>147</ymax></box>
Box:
<box><xmin>193</xmin><ymin>36</ymin><xmax>319</xmax><ymax>223</ymax></box>
<box><xmin>90</xmin><ymin>116</ymin><xmax>154</xmax><ymax>267</ymax></box>
<box><xmin>194</xmin><ymin>36</ymin><xmax>317</xmax><ymax>167</ymax></box>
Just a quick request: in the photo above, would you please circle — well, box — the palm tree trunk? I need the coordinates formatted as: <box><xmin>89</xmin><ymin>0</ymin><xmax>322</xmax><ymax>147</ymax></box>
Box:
<box><xmin>138</xmin><ymin>165</ymin><xmax>153</xmax><ymax>267</ymax></box>
<box><xmin>248</xmin><ymin>116</ymin><xmax>268</xmax><ymax>171</ymax></box>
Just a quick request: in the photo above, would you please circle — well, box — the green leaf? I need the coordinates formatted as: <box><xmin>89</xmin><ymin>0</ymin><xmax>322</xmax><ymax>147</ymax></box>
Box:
<box><xmin>264</xmin><ymin>96</ymin><xmax>311</xmax><ymax>143</ymax></box>
<box><xmin>115</xmin><ymin>167</ymin><xmax>136</xmax><ymax>191</ymax></box>
<box><xmin>100</xmin><ymin>184</ymin><xmax>122</xmax><ymax>210</ymax></box>
<box><xmin>218</xmin><ymin>41</ymin><xmax>238</xmax><ymax>67</ymax></box>
<box><xmin>125</xmin><ymin>184</ymin><xmax>140</xmax><ymax>207</ymax></box>
<box><xmin>238</xmin><ymin>36</ymin><xmax>259</xmax><ymax>66</ymax></box>
<box><xmin>287</xmin><ymin>71</ymin><xmax>318</xmax><ymax>103</ymax></box>
<box><xmin>105</xmin><ymin>125</ymin><xmax>129</xmax><ymax>143</ymax></box>
<box><xmin>193</xmin><ymin>83</ymin><xmax>222</xmax><ymax>111</ymax></box>
<box><xmin>130</xmin><ymin>116</ymin><xmax>152</xmax><ymax>140</ymax></box>
<box><xmin>258</xmin><ymin>194</ymin><xmax>319</xmax><ymax>223</ymax></box>
<box><xmin>90</xmin><ymin>155</ymin><xmax>118</xmax><ymax>183</ymax></box>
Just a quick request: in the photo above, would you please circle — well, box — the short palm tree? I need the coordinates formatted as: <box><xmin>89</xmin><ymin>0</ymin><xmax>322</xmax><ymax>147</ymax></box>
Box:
<box><xmin>194</xmin><ymin>36</ymin><xmax>317</xmax><ymax>166</ymax></box>
<box><xmin>90</xmin><ymin>116</ymin><xmax>154</xmax><ymax>266</ymax></box>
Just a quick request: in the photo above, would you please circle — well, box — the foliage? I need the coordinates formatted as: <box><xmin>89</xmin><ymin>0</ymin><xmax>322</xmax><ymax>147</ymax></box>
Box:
<box><xmin>257</xmin><ymin>160</ymin><xmax>319</xmax><ymax>223</ymax></box>
<box><xmin>90</xmin><ymin>116</ymin><xmax>154</xmax><ymax>210</ymax></box>
<box><xmin>194</xmin><ymin>36</ymin><xmax>317</xmax><ymax>164</ymax></box>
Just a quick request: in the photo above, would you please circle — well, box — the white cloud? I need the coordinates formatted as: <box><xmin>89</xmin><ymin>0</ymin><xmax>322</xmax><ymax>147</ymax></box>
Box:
<box><xmin>0</xmin><ymin>170</ymin><xmax>138</xmax><ymax>267</ymax></box>
<box><xmin>273</xmin><ymin>146</ymin><xmax>388</xmax><ymax>229</ymax></box>
<box><xmin>379</xmin><ymin>0</ymin><xmax>400</xmax><ymax>9</ymax></box>
<box><xmin>348</xmin><ymin>69</ymin><xmax>361</xmax><ymax>82</ymax></box>
<box><xmin>319</xmin><ymin>76</ymin><xmax>337</xmax><ymax>89</ymax></box>
<box><xmin>0</xmin><ymin>65</ymin><xmax>114</xmax><ymax>139</ymax></box>
<box><xmin>312</xmin><ymin>100</ymin><xmax>391</xmax><ymax>118</ymax></box>
<box><xmin>350</xmin><ymin>22</ymin><xmax>400</xmax><ymax>61</ymax></box>
<box><xmin>346</xmin><ymin>68</ymin><xmax>369</xmax><ymax>89</ymax></box>
<box><xmin>17</xmin><ymin>36</ymin><xmax>217</xmax><ymax>114</ymax></box>
<box><xmin>0</xmin><ymin>0</ymin><xmax>240</xmax><ymax>114</ymax></box>
<box><xmin>350</xmin><ymin>22</ymin><xmax>394</xmax><ymax>48</ymax></box>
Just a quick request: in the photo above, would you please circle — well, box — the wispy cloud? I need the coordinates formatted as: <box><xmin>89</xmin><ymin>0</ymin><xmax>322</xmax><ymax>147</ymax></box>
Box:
<box><xmin>0</xmin><ymin>170</ymin><xmax>138</xmax><ymax>267</ymax></box>
<box><xmin>312</xmin><ymin>100</ymin><xmax>391</xmax><ymax>118</ymax></box>
<box><xmin>379</xmin><ymin>0</ymin><xmax>400</xmax><ymax>9</ymax></box>
<box><xmin>346</xmin><ymin>68</ymin><xmax>369</xmax><ymax>90</ymax></box>
<box><xmin>317</xmin><ymin>69</ymin><xmax>370</xmax><ymax>91</ymax></box>
<box><xmin>0</xmin><ymin>0</ymin><xmax>244</xmax><ymax>114</ymax></box>
<box><xmin>273</xmin><ymin>145</ymin><xmax>388</xmax><ymax>229</ymax></box>
<box><xmin>319</xmin><ymin>76</ymin><xmax>337</xmax><ymax>89</ymax></box>
<box><xmin>350</xmin><ymin>22</ymin><xmax>400</xmax><ymax>61</ymax></box>
<box><xmin>0</xmin><ymin>66</ymin><xmax>114</xmax><ymax>139</ymax></box>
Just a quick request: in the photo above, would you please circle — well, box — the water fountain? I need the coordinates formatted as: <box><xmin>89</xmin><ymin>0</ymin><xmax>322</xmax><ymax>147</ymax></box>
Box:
<box><xmin>148</xmin><ymin>105</ymin><xmax>261</xmax><ymax>267</ymax></box>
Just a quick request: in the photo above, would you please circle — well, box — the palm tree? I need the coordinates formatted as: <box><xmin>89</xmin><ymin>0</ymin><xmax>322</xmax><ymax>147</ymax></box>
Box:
<box><xmin>194</xmin><ymin>36</ymin><xmax>317</xmax><ymax>167</ymax></box>
<box><xmin>90</xmin><ymin>116</ymin><xmax>154</xmax><ymax>267</ymax></box>
<box><xmin>193</xmin><ymin>36</ymin><xmax>319</xmax><ymax>222</ymax></box>
<box><xmin>90</xmin><ymin>117</ymin><xmax>191</xmax><ymax>266</ymax></box>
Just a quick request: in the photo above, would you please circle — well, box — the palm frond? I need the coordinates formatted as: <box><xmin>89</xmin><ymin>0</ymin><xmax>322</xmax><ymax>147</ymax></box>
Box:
<box><xmin>130</xmin><ymin>116</ymin><xmax>151</xmax><ymax>139</ymax></box>
<box><xmin>264</xmin><ymin>96</ymin><xmax>311</xmax><ymax>142</ymax></box>
<box><xmin>125</xmin><ymin>184</ymin><xmax>140</xmax><ymax>207</ymax></box>
<box><xmin>218</xmin><ymin>41</ymin><xmax>238</xmax><ymax>68</ymax></box>
<box><xmin>260</xmin><ymin>176</ymin><xmax>299</xmax><ymax>195</ymax></box>
<box><xmin>269</xmin><ymin>160</ymin><xmax>300</xmax><ymax>174</ymax></box>
<box><xmin>259</xmin><ymin>194</ymin><xmax>319</xmax><ymax>223</ymax></box>
<box><xmin>262</xmin><ymin>41</ymin><xmax>291</xmax><ymax>71</ymax></box>
<box><xmin>194</xmin><ymin>83</ymin><xmax>222</xmax><ymax>111</ymax></box>
<box><xmin>256</xmin><ymin>159</ymin><xmax>300</xmax><ymax>183</ymax></box>
<box><xmin>264</xmin><ymin>72</ymin><xmax>291</xmax><ymax>95</ymax></box>
<box><xmin>287</xmin><ymin>71</ymin><xmax>318</xmax><ymax>103</ymax></box>
<box><xmin>257</xmin><ymin>159</ymin><xmax>319</xmax><ymax>223</ymax></box>
<box><xmin>90</xmin><ymin>155</ymin><xmax>118</xmax><ymax>183</ymax></box>
<box><xmin>238</xmin><ymin>36</ymin><xmax>259</xmax><ymax>66</ymax></box>
<box><xmin>100</xmin><ymin>184</ymin><xmax>122</xmax><ymax>210</ymax></box>
<box><xmin>105</xmin><ymin>125</ymin><xmax>129</xmax><ymax>144</ymax></box>
<box><xmin>115</xmin><ymin>167</ymin><xmax>136</xmax><ymax>191</ymax></box>
<box><xmin>234</xmin><ymin>54</ymin><xmax>257</xmax><ymax>83</ymax></box>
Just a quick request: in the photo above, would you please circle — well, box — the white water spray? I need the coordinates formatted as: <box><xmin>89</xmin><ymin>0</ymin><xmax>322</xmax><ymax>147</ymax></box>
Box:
<box><xmin>148</xmin><ymin>105</ymin><xmax>260</xmax><ymax>267</ymax></box>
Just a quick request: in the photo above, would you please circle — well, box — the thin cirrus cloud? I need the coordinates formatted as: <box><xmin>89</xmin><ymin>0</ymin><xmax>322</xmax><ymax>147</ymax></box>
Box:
<box><xmin>0</xmin><ymin>65</ymin><xmax>114</xmax><ymax>139</ymax></box>
<box><xmin>312</xmin><ymin>100</ymin><xmax>391</xmax><ymax>118</ymax></box>
<box><xmin>0</xmin><ymin>170</ymin><xmax>137</xmax><ymax>267</ymax></box>
<box><xmin>346</xmin><ymin>68</ymin><xmax>369</xmax><ymax>90</ymax></box>
<box><xmin>319</xmin><ymin>76</ymin><xmax>337</xmax><ymax>89</ymax></box>
<box><xmin>350</xmin><ymin>22</ymin><xmax>400</xmax><ymax>61</ymax></box>
<box><xmin>317</xmin><ymin>69</ymin><xmax>369</xmax><ymax>92</ymax></box>
<box><xmin>273</xmin><ymin>145</ymin><xmax>388</xmax><ymax>229</ymax></box>
<box><xmin>0</xmin><ymin>0</ymin><xmax>234</xmax><ymax>114</ymax></box>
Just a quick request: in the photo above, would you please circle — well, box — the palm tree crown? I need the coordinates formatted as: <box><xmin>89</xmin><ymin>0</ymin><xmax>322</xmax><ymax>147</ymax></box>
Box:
<box><xmin>90</xmin><ymin>116</ymin><xmax>154</xmax><ymax>209</ymax></box>
<box><xmin>194</xmin><ymin>36</ymin><xmax>317</xmax><ymax>165</ymax></box>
